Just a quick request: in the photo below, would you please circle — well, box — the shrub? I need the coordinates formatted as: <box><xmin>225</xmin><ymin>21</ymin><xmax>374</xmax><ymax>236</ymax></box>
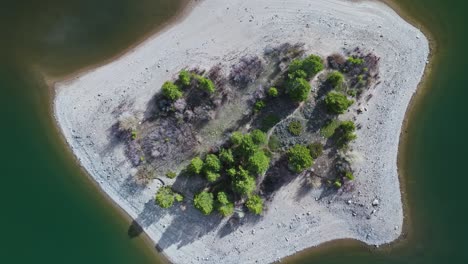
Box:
<box><xmin>196</xmin><ymin>75</ymin><xmax>215</xmax><ymax>93</ymax></box>
<box><xmin>287</xmin><ymin>144</ymin><xmax>314</xmax><ymax>173</ymax></box>
<box><xmin>347</xmin><ymin>89</ymin><xmax>357</xmax><ymax>97</ymax></box>
<box><xmin>232</xmin><ymin>167</ymin><xmax>256</xmax><ymax>196</ymax></box>
<box><xmin>246</xmin><ymin>195</ymin><xmax>263</xmax><ymax>215</ymax></box>
<box><xmin>320</xmin><ymin>119</ymin><xmax>341</xmax><ymax>138</ymax></box>
<box><xmin>308</xmin><ymin>142</ymin><xmax>323</xmax><ymax>159</ymax></box>
<box><xmin>268</xmin><ymin>87</ymin><xmax>278</xmax><ymax>97</ymax></box>
<box><xmin>162</xmin><ymin>81</ymin><xmax>182</xmax><ymax>101</ymax></box>
<box><xmin>219</xmin><ymin>148</ymin><xmax>234</xmax><ymax>166</ymax></box>
<box><xmin>254</xmin><ymin>100</ymin><xmax>266</xmax><ymax>112</ymax></box>
<box><xmin>287</xmin><ymin>120</ymin><xmax>303</xmax><ymax>136</ymax></box>
<box><xmin>205</xmin><ymin>170</ymin><xmax>221</xmax><ymax>182</ymax></box>
<box><xmin>194</xmin><ymin>191</ymin><xmax>214</xmax><ymax>215</ymax></box>
<box><xmin>286</xmin><ymin>77</ymin><xmax>311</xmax><ymax>102</ymax></box>
<box><xmin>326</xmin><ymin>71</ymin><xmax>344</xmax><ymax>88</ymax></box>
<box><xmin>217</xmin><ymin>192</ymin><xmax>234</xmax><ymax>217</ymax></box>
<box><xmin>155</xmin><ymin>186</ymin><xmax>175</xmax><ymax>208</ymax></box>
<box><xmin>230</xmin><ymin>131</ymin><xmax>243</xmax><ymax>145</ymax></box>
<box><xmin>204</xmin><ymin>154</ymin><xmax>221</xmax><ymax>172</ymax></box>
<box><xmin>247</xmin><ymin>150</ymin><xmax>270</xmax><ymax>175</ymax></box>
<box><xmin>235</xmin><ymin>134</ymin><xmax>258</xmax><ymax>157</ymax></box>
<box><xmin>227</xmin><ymin>167</ymin><xmax>237</xmax><ymax>178</ymax></box>
<box><xmin>250</xmin><ymin>129</ymin><xmax>267</xmax><ymax>145</ymax></box>
<box><xmin>345</xmin><ymin>171</ymin><xmax>355</xmax><ymax>180</ymax></box>
<box><xmin>347</xmin><ymin>56</ymin><xmax>364</xmax><ymax>65</ymax></box>
<box><xmin>333</xmin><ymin>180</ymin><xmax>342</xmax><ymax>188</ymax></box>
<box><xmin>179</xmin><ymin>70</ymin><xmax>191</xmax><ymax>86</ymax></box>
<box><xmin>268</xmin><ymin>135</ymin><xmax>281</xmax><ymax>152</ymax></box>
<box><xmin>261</xmin><ymin>115</ymin><xmax>281</xmax><ymax>131</ymax></box>
<box><xmin>188</xmin><ymin>157</ymin><xmax>204</xmax><ymax>175</ymax></box>
<box><xmin>166</xmin><ymin>171</ymin><xmax>177</xmax><ymax>179</ymax></box>
<box><xmin>174</xmin><ymin>193</ymin><xmax>184</xmax><ymax>202</ymax></box>
<box><xmin>324</xmin><ymin>91</ymin><xmax>354</xmax><ymax>114</ymax></box>
<box><xmin>288</xmin><ymin>69</ymin><xmax>307</xmax><ymax>80</ymax></box>
<box><xmin>334</xmin><ymin>121</ymin><xmax>357</xmax><ymax>147</ymax></box>
<box><xmin>288</xmin><ymin>55</ymin><xmax>324</xmax><ymax>79</ymax></box>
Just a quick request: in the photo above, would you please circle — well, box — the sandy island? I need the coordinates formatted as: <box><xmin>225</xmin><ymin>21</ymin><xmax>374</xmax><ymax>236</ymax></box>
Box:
<box><xmin>53</xmin><ymin>0</ymin><xmax>429</xmax><ymax>263</ymax></box>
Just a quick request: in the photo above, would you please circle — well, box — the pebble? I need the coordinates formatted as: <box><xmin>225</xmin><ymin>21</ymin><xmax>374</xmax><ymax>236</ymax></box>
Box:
<box><xmin>372</xmin><ymin>199</ymin><xmax>379</xmax><ymax>206</ymax></box>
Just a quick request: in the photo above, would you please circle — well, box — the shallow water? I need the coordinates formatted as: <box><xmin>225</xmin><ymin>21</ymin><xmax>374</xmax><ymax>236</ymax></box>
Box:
<box><xmin>0</xmin><ymin>0</ymin><xmax>467</xmax><ymax>263</ymax></box>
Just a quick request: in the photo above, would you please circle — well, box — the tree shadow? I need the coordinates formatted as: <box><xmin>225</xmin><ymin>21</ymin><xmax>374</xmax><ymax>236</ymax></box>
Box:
<box><xmin>260</xmin><ymin>156</ymin><xmax>299</xmax><ymax>200</ymax></box>
<box><xmin>128</xmin><ymin>199</ymin><xmax>168</xmax><ymax>238</ymax></box>
<box><xmin>217</xmin><ymin>210</ymin><xmax>262</xmax><ymax>238</ymax></box>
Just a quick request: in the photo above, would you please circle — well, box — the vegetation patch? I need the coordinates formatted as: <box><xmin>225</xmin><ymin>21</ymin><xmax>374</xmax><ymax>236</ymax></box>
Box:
<box><xmin>287</xmin><ymin>120</ymin><xmax>303</xmax><ymax>136</ymax></box>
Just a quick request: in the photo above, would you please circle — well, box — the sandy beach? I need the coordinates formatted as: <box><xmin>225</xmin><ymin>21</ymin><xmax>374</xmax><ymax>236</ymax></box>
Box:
<box><xmin>53</xmin><ymin>0</ymin><xmax>429</xmax><ymax>263</ymax></box>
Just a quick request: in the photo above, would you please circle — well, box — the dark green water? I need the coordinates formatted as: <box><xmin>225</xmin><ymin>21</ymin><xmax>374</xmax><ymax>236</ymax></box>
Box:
<box><xmin>0</xmin><ymin>0</ymin><xmax>467</xmax><ymax>263</ymax></box>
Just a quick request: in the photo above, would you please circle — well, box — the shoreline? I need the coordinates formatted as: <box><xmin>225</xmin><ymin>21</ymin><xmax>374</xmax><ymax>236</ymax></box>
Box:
<box><xmin>51</xmin><ymin>0</ymin><xmax>430</xmax><ymax>263</ymax></box>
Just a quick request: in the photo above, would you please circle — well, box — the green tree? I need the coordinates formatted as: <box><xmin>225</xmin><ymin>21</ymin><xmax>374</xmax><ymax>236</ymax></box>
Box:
<box><xmin>155</xmin><ymin>186</ymin><xmax>175</xmax><ymax>208</ymax></box>
<box><xmin>235</xmin><ymin>134</ymin><xmax>258</xmax><ymax>157</ymax></box>
<box><xmin>216</xmin><ymin>192</ymin><xmax>234</xmax><ymax>217</ymax></box>
<box><xmin>286</xmin><ymin>78</ymin><xmax>311</xmax><ymax>102</ymax></box>
<box><xmin>287</xmin><ymin>144</ymin><xmax>313</xmax><ymax>173</ymax></box>
<box><xmin>250</xmin><ymin>129</ymin><xmax>267</xmax><ymax>145</ymax></box>
<box><xmin>205</xmin><ymin>170</ymin><xmax>220</xmax><ymax>182</ymax></box>
<box><xmin>287</xmin><ymin>120</ymin><xmax>303</xmax><ymax>136</ymax></box>
<box><xmin>307</xmin><ymin>142</ymin><xmax>323</xmax><ymax>159</ymax></box>
<box><xmin>219</xmin><ymin>148</ymin><xmax>234</xmax><ymax>166</ymax></box>
<box><xmin>232</xmin><ymin>167</ymin><xmax>256</xmax><ymax>196</ymax></box>
<box><xmin>161</xmin><ymin>81</ymin><xmax>182</xmax><ymax>101</ymax></box>
<box><xmin>254</xmin><ymin>100</ymin><xmax>266</xmax><ymax>112</ymax></box>
<box><xmin>268</xmin><ymin>87</ymin><xmax>278</xmax><ymax>97</ymax></box>
<box><xmin>334</xmin><ymin>121</ymin><xmax>357</xmax><ymax>147</ymax></box>
<box><xmin>194</xmin><ymin>191</ymin><xmax>214</xmax><ymax>215</ymax></box>
<box><xmin>196</xmin><ymin>76</ymin><xmax>215</xmax><ymax>93</ymax></box>
<box><xmin>230</xmin><ymin>131</ymin><xmax>243</xmax><ymax>145</ymax></box>
<box><xmin>166</xmin><ymin>171</ymin><xmax>177</xmax><ymax>179</ymax></box>
<box><xmin>179</xmin><ymin>70</ymin><xmax>191</xmax><ymax>86</ymax></box>
<box><xmin>288</xmin><ymin>55</ymin><xmax>324</xmax><ymax>79</ymax></box>
<box><xmin>246</xmin><ymin>195</ymin><xmax>263</xmax><ymax>215</ymax></box>
<box><xmin>326</xmin><ymin>71</ymin><xmax>344</xmax><ymax>88</ymax></box>
<box><xmin>324</xmin><ymin>91</ymin><xmax>354</xmax><ymax>114</ymax></box>
<box><xmin>188</xmin><ymin>157</ymin><xmax>204</xmax><ymax>175</ymax></box>
<box><xmin>204</xmin><ymin>154</ymin><xmax>221</xmax><ymax>172</ymax></box>
<box><xmin>247</xmin><ymin>150</ymin><xmax>270</xmax><ymax>175</ymax></box>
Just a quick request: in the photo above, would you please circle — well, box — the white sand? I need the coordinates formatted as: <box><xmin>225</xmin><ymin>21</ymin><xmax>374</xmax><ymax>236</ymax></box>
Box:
<box><xmin>53</xmin><ymin>0</ymin><xmax>429</xmax><ymax>263</ymax></box>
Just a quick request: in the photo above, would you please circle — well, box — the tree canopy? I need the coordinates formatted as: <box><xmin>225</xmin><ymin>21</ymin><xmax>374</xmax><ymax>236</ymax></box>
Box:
<box><xmin>287</xmin><ymin>144</ymin><xmax>314</xmax><ymax>173</ymax></box>
<box><xmin>161</xmin><ymin>81</ymin><xmax>182</xmax><ymax>101</ymax></box>
<box><xmin>286</xmin><ymin>78</ymin><xmax>311</xmax><ymax>102</ymax></box>
<box><xmin>194</xmin><ymin>191</ymin><xmax>214</xmax><ymax>215</ymax></box>
<box><xmin>188</xmin><ymin>157</ymin><xmax>204</xmax><ymax>175</ymax></box>
<box><xmin>246</xmin><ymin>195</ymin><xmax>263</xmax><ymax>215</ymax></box>
<box><xmin>155</xmin><ymin>186</ymin><xmax>175</xmax><ymax>208</ymax></box>
<box><xmin>247</xmin><ymin>150</ymin><xmax>270</xmax><ymax>176</ymax></box>
<box><xmin>324</xmin><ymin>91</ymin><xmax>354</xmax><ymax>114</ymax></box>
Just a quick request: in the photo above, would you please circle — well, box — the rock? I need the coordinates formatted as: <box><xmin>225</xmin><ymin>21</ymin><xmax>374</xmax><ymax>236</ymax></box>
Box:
<box><xmin>372</xmin><ymin>199</ymin><xmax>379</xmax><ymax>206</ymax></box>
<box><xmin>347</xmin><ymin>200</ymin><xmax>352</xmax><ymax>205</ymax></box>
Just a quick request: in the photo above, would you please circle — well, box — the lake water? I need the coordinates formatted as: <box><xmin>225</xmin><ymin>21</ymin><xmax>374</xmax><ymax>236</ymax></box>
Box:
<box><xmin>1</xmin><ymin>0</ymin><xmax>467</xmax><ymax>263</ymax></box>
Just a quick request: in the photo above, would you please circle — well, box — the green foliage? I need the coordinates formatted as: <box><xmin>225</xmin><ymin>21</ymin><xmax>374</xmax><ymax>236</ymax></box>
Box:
<box><xmin>204</xmin><ymin>154</ymin><xmax>221</xmax><ymax>172</ymax></box>
<box><xmin>235</xmin><ymin>134</ymin><xmax>258</xmax><ymax>157</ymax></box>
<box><xmin>334</xmin><ymin>121</ymin><xmax>357</xmax><ymax>148</ymax></box>
<box><xmin>327</xmin><ymin>71</ymin><xmax>344</xmax><ymax>88</ymax></box>
<box><xmin>232</xmin><ymin>167</ymin><xmax>256</xmax><ymax>196</ymax></box>
<box><xmin>155</xmin><ymin>186</ymin><xmax>175</xmax><ymax>208</ymax></box>
<box><xmin>347</xmin><ymin>56</ymin><xmax>364</xmax><ymax>65</ymax></box>
<box><xmin>188</xmin><ymin>157</ymin><xmax>204</xmax><ymax>175</ymax></box>
<box><xmin>320</xmin><ymin>119</ymin><xmax>341</xmax><ymax>138</ymax></box>
<box><xmin>219</xmin><ymin>148</ymin><xmax>234</xmax><ymax>166</ymax></box>
<box><xmin>261</xmin><ymin>115</ymin><xmax>281</xmax><ymax>131</ymax></box>
<box><xmin>308</xmin><ymin>142</ymin><xmax>323</xmax><ymax>159</ymax></box>
<box><xmin>194</xmin><ymin>191</ymin><xmax>214</xmax><ymax>215</ymax></box>
<box><xmin>288</xmin><ymin>55</ymin><xmax>324</xmax><ymax>79</ymax></box>
<box><xmin>345</xmin><ymin>171</ymin><xmax>355</xmax><ymax>180</ymax></box>
<box><xmin>179</xmin><ymin>70</ymin><xmax>191</xmax><ymax>86</ymax></box>
<box><xmin>217</xmin><ymin>192</ymin><xmax>234</xmax><ymax>217</ymax></box>
<box><xmin>227</xmin><ymin>168</ymin><xmax>237</xmax><ymax>178</ymax></box>
<box><xmin>288</xmin><ymin>69</ymin><xmax>307</xmax><ymax>79</ymax></box>
<box><xmin>230</xmin><ymin>131</ymin><xmax>243</xmax><ymax>145</ymax></box>
<box><xmin>250</xmin><ymin>129</ymin><xmax>267</xmax><ymax>145</ymax></box>
<box><xmin>174</xmin><ymin>193</ymin><xmax>184</xmax><ymax>202</ymax></box>
<box><xmin>287</xmin><ymin>144</ymin><xmax>314</xmax><ymax>173</ymax></box>
<box><xmin>166</xmin><ymin>171</ymin><xmax>177</xmax><ymax>179</ymax></box>
<box><xmin>246</xmin><ymin>195</ymin><xmax>263</xmax><ymax>215</ymax></box>
<box><xmin>254</xmin><ymin>100</ymin><xmax>266</xmax><ymax>112</ymax></box>
<box><xmin>268</xmin><ymin>135</ymin><xmax>281</xmax><ymax>152</ymax></box>
<box><xmin>205</xmin><ymin>170</ymin><xmax>221</xmax><ymax>182</ymax></box>
<box><xmin>333</xmin><ymin>180</ymin><xmax>342</xmax><ymax>188</ymax></box>
<box><xmin>287</xmin><ymin>120</ymin><xmax>303</xmax><ymax>136</ymax></box>
<box><xmin>286</xmin><ymin>77</ymin><xmax>311</xmax><ymax>102</ymax></box>
<box><xmin>247</xmin><ymin>150</ymin><xmax>270</xmax><ymax>175</ymax></box>
<box><xmin>196</xmin><ymin>75</ymin><xmax>215</xmax><ymax>93</ymax></box>
<box><xmin>324</xmin><ymin>91</ymin><xmax>354</xmax><ymax>114</ymax></box>
<box><xmin>268</xmin><ymin>87</ymin><xmax>278</xmax><ymax>97</ymax></box>
<box><xmin>347</xmin><ymin>89</ymin><xmax>357</xmax><ymax>97</ymax></box>
<box><xmin>161</xmin><ymin>81</ymin><xmax>182</xmax><ymax>101</ymax></box>
<box><xmin>131</xmin><ymin>130</ymin><xmax>137</xmax><ymax>140</ymax></box>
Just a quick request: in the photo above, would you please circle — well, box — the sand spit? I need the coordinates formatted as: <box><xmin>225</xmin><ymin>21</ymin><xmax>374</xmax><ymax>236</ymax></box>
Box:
<box><xmin>54</xmin><ymin>0</ymin><xmax>429</xmax><ymax>263</ymax></box>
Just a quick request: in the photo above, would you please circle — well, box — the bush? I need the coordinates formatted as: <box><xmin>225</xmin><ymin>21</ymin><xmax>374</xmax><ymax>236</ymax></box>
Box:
<box><xmin>286</xmin><ymin>77</ymin><xmax>311</xmax><ymax>102</ymax></box>
<box><xmin>268</xmin><ymin>135</ymin><xmax>281</xmax><ymax>152</ymax></box>
<box><xmin>217</xmin><ymin>192</ymin><xmax>234</xmax><ymax>217</ymax></box>
<box><xmin>155</xmin><ymin>186</ymin><xmax>175</xmax><ymax>208</ymax></box>
<box><xmin>324</xmin><ymin>91</ymin><xmax>354</xmax><ymax>114</ymax></box>
<box><xmin>204</xmin><ymin>154</ymin><xmax>221</xmax><ymax>172</ymax></box>
<box><xmin>194</xmin><ymin>191</ymin><xmax>214</xmax><ymax>215</ymax></box>
<box><xmin>232</xmin><ymin>167</ymin><xmax>256</xmax><ymax>196</ymax></box>
<box><xmin>235</xmin><ymin>134</ymin><xmax>258</xmax><ymax>157</ymax></box>
<box><xmin>268</xmin><ymin>87</ymin><xmax>278</xmax><ymax>97</ymax></box>
<box><xmin>254</xmin><ymin>100</ymin><xmax>266</xmax><ymax>112</ymax></box>
<box><xmin>250</xmin><ymin>129</ymin><xmax>267</xmax><ymax>145</ymax></box>
<box><xmin>205</xmin><ymin>170</ymin><xmax>221</xmax><ymax>182</ymax></box>
<box><xmin>174</xmin><ymin>193</ymin><xmax>184</xmax><ymax>202</ymax></box>
<box><xmin>288</xmin><ymin>69</ymin><xmax>307</xmax><ymax>80</ymax></box>
<box><xmin>219</xmin><ymin>148</ymin><xmax>234</xmax><ymax>166</ymax></box>
<box><xmin>246</xmin><ymin>195</ymin><xmax>263</xmax><ymax>215</ymax></box>
<box><xmin>247</xmin><ymin>150</ymin><xmax>270</xmax><ymax>175</ymax></box>
<box><xmin>162</xmin><ymin>81</ymin><xmax>182</xmax><ymax>101</ymax></box>
<box><xmin>179</xmin><ymin>70</ymin><xmax>191</xmax><ymax>86</ymax></box>
<box><xmin>230</xmin><ymin>131</ymin><xmax>244</xmax><ymax>145</ymax></box>
<box><xmin>287</xmin><ymin>120</ymin><xmax>303</xmax><ymax>136</ymax></box>
<box><xmin>287</xmin><ymin>144</ymin><xmax>314</xmax><ymax>173</ymax></box>
<box><xmin>334</xmin><ymin>121</ymin><xmax>357</xmax><ymax>147</ymax></box>
<box><xmin>345</xmin><ymin>171</ymin><xmax>355</xmax><ymax>180</ymax></box>
<box><xmin>327</xmin><ymin>71</ymin><xmax>344</xmax><ymax>88</ymax></box>
<box><xmin>347</xmin><ymin>56</ymin><xmax>364</xmax><ymax>65</ymax></box>
<box><xmin>289</xmin><ymin>55</ymin><xmax>324</xmax><ymax>79</ymax></box>
<box><xmin>320</xmin><ymin>119</ymin><xmax>341</xmax><ymax>138</ymax></box>
<box><xmin>261</xmin><ymin>115</ymin><xmax>280</xmax><ymax>131</ymax></box>
<box><xmin>196</xmin><ymin>75</ymin><xmax>215</xmax><ymax>93</ymax></box>
<box><xmin>188</xmin><ymin>157</ymin><xmax>204</xmax><ymax>175</ymax></box>
<box><xmin>308</xmin><ymin>142</ymin><xmax>323</xmax><ymax>159</ymax></box>
<box><xmin>166</xmin><ymin>171</ymin><xmax>177</xmax><ymax>179</ymax></box>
